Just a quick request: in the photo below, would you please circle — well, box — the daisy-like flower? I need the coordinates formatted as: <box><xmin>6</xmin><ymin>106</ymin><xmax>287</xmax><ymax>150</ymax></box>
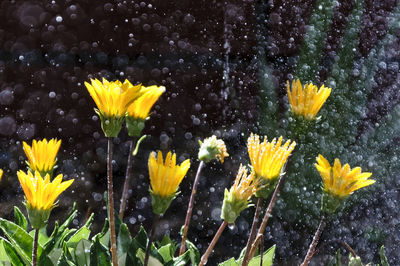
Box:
<box><xmin>0</xmin><ymin>169</ymin><xmax>3</xmax><ymax>181</ymax></box>
<box><xmin>148</xmin><ymin>151</ymin><xmax>190</xmax><ymax>215</ymax></box>
<box><xmin>287</xmin><ymin>79</ymin><xmax>331</xmax><ymax>120</ymax></box>
<box><xmin>315</xmin><ymin>154</ymin><xmax>375</xmax><ymax>214</ymax></box>
<box><xmin>221</xmin><ymin>164</ymin><xmax>260</xmax><ymax>224</ymax></box>
<box><xmin>247</xmin><ymin>133</ymin><xmax>296</xmax><ymax>198</ymax></box>
<box><xmin>23</xmin><ymin>138</ymin><xmax>61</xmax><ymax>177</ymax></box>
<box><xmin>17</xmin><ymin>170</ymin><xmax>74</xmax><ymax>229</ymax></box>
<box><xmin>126</xmin><ymin>85</ymin><xmax>165</xmax><ymax>137</ymax></box>
<box><xmin>198</xmin><ymin>135</ymin><xmax>229</xmax><ymax>163</ymax></box>
<box><xmin>84</xmin><ymin>78</ymin><xmax>143</xmax><ymax>137</ymax></box>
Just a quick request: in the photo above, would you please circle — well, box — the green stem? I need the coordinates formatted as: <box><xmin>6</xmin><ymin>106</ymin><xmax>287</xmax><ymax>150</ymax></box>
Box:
<box><xmin>179</xmin><ymin>160</ymin><xmax>205</xmax><ymax>255</ymax></box>
<box><xmin>107</xmin><ymin>138</ymin><xmax>118</xmax><ymax>266</ymax></box>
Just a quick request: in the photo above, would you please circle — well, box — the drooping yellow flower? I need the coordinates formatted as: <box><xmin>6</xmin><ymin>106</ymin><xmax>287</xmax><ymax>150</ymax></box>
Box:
<box><xmin>247</xmin><ymin>133</ymin><xmax>296</xmax><ymax>181</ymax></box>
<box><xmin>17</xmin><ymin>170</ymin><xmax>74</xmax><ymax>228</ymax></box>
<box><xmin>23</xmin><ymin>138</ymin><xmax>61</xmax><ymax>176</ymax></box>
<box><xmin>287</xmin><ymin>79</ymin><xmax>331</xmax><ymax>120</ymax></box>
<box><xmin>198</xmin><ymin>135</ymin><xmax>229</xmax><ymax>163</ymax></box>
<box><xmin>221</xmin><ymin>164</ymin><xmax>260</xmax><ymax>224</ymax></box>
<box><xmin>127</xmin><ymin>85</ymin><xmax>165</xmax><ymax>120</ymax></box>
<box><xmin>125</xmin><ymin>85</ymin><xmax>165</xmax><ymax>136</ymax></box>
<box><xmin>85</xmin><ymin>78</ymin><xmax>142</xmax><ymax>118</ymax></box>
<box><xmin>315</xmin><ymin>154</ymin><xmax>375</xmax><ymax>198</ymax></box>
<box><xmin>148</xmin><ymin>151</ymin><xmax>190</xmax><ymax>214</ymax></box>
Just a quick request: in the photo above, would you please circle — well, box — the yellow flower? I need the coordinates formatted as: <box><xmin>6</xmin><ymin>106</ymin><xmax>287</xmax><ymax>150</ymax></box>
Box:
<box><xmin>0</xmin><ymin>169</ymin><xmax>3</xmax><ymax>181</ymax></box>
<box><xmin>148</xmin><ymin>151</ymin><xmax>190</xmax><ymax>197</ymax></box>
<box><xmin>127</xmin><ymin>85</ymin><xmax>165</xmax><ymax>120</ymax></box>
<box><xmin>17</xmin><ymin>170</ymin><xmax>74</xmax><ymax>228</ymax></box>
<box><xmin>221</xmin><ymin>164</ymin><xmax>260</xmax><ymax>223</ymax></box>
<box><xmin>315</xmin><ymin>154</ymin><xmax>375</xmax><ymax>198</ymax></box>
<box><xmin>23</xmin><ymin>138</ymin><xmax>61</xmax><ymax>176</ymax></box>
<box><xmin>85</xmin><ymin>78</ymin><xmax>142</xmax><ymax>118</ymax></box>
<box><xmin>148</xmin><ymin>151</ymin><xmax>190</xmax><ymax>214</ymax></box>
<box><xmin>287</xmin><ymin>79</ymin><xmax>331</xmax><ymax>120</ymax></box>
<box><xmin>247</xmin><ymin>133</ymin><xmax>296</xmax><ymax>181</ymax></box>
<box><xmin>198</xmin><ymin>135</ymin><xmax>229</xmax><ymax>163</ymax></box>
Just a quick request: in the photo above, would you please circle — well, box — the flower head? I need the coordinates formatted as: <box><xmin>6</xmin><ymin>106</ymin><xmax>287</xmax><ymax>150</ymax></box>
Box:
<box><xmin>198</xmin><ymin>135</ymin><xmax>229</xmax><ymax>163</ymax></box>
<box><xmin>247</xmin><ymin>133</ymin><xmax>296</xmax><ymax>181</ymax></box>
<box><xmin>287</xmin><ymin>79</ymin><xmax>331</xmax><ymax>120</ymax></box>
<box><xmin>126</xmin><ymin>85</ymin><xmax>165</xmax><ymax>136</ymax></box>
<box><xmin>85</xmin><ymin>78</ymin><xmax>143</xmax><ymax>137</ymax></box>
<box><xmin>315</xmin><ymin>154</ymin><xmax>375</xmax><ymax>214</ymax></box>
<box><xmin>17</xmin><ymin>170</ymin><xmax>74</xmax><ymax>228</ymax></box>
<box><xmin>0</xmin><ymin>169</ymin><xmax>3</xmax><ymax>181</ymax></box>
<box><xmin>148</xmin><ymin>151</ymin><xmax>190</xmax><ymax>215</ymax></box>
<box><xmin>221</xmin><ymin>165</ymin><xmax>260</xmax><ymax>224</ymax></box>
<box><xmin>23</xmin><ymin>138</ymin><xmax>61</xmax><ymax>176</ymax></box>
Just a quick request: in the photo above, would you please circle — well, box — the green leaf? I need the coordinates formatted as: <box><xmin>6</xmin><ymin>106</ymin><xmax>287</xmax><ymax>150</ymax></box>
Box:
<box><xmin>0</xmin><ymin>218</ymin><xmax>43</xmax><ymax>264</ymax></box>
<box><xmin>13</xmin><ymin>207</ymin><xmax>27</xmax><ymax>232</ymax></box>
<box><xmin>98</xmin><ymin>219</ymin><xmax>110</xmax><ymax>247</ymax></box>
<box><xmin>72</xmin><ymin>239</ymin><xmax>91</xmax><ymax>266</ymax></box>
<box><xmin>218</xmin><ymin>258</ymin><xmax>239</xmax><ymax>266</ymax></box>
<box><xmin>57</xmin><ymin>253</ymin><xmax>76</xmax><ymax>266</ymax></box>
<box><xmin>248</xmin><ymin>245</ymin><xmax>275</xmax><ymax>266</ymax></box>
<box><xmin>66</xmin><ymin>213</ymin><xmax>94</xmax><ymax>249</ymax></box>
<box><xmin>158</xmin><ymin>243</ymin><xmax>173</xmax><ymax>263</ymax></box>
<box><xmin>136</xmin><ymin>248</ymin><xmax>163</xmax><ymax>266</ymax></box>
<box><xmin>186</xmin><ymin>240</ymin><xmax>200</xmax><ymax>266</ymax></box>
<box><xmin>0</xmin><ymin>238</ymin><xmax>24</xmax><ymax>266</ymax></box>
<box><xmin>90</xmin><ymin>235</ymin><xmax>111</xmax><ymax>266</ymax></box>
<box><xmin>380</xmin><ymin>245</ymin><xmax>390</xmax><ymax>266</ymax></box>
<box><xmin>327</xmin><ymin>249</ymin><xmax>342</xmax><ymax>266</ymax></box>
<box><xmin>132</xmin><ymin>226</ymin><xmax>148</xmax><ymax>251</ymax></box>
<box><xmin>117</xmin><ymin>223</ymin><xmax>132</xmax><ymax>254</ymax></box>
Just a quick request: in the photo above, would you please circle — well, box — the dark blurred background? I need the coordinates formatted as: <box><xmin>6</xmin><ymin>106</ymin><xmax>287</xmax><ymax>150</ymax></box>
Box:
<box><xmin>0</xmin><ymin>0</ymin><xmax>399</xmax><ymax>264</ymax></box>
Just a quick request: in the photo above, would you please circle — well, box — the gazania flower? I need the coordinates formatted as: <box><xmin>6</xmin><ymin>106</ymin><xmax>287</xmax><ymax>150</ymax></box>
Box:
<box><xmin>248</xmin><ymin>133</ymin><xmax>296</xmax><ymax>180</ymax></box>
<box><xmin>23</xmin><ymin>138</ymin><xmax>61</xmax><ymax>176</ymax></box>
<box><xmin>148</xmin><ymin>151</ymin><xmax>190</xmax><ymax>214</ymax></box>
<box><xmin>126</xmin><ymin>85</ymin><xmax>165</xmax><ymax>136</ymax></box>
<box><xmin>315</xmin><ymin>154</ymin><xmax>375</xmax><ymax>214</ymax></box>
<box><xmin>17</xmin><ymin>170</ymin><xmax>74</xmax><ymax>228</ymax></box>
<box><xmin>198</xmin><ymin>135</ymin><xmax>229</xmax><ymax>163</ymax></box>
<box><xmin>85</xmin><ymin>78</ymin><xmax>143</xmax><ymax>137</ymax></box>
<box><xmin>287</xmin><ymin>79</ymin><xmax>331</xmax><ymax>120</ymax></box>
<box><xmin>221</xmin><ymin>164</ymin><xmax>260</xmax><ymax>224</ymax></box>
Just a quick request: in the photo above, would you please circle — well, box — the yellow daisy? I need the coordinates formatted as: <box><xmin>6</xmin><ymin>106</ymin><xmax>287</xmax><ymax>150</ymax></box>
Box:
<box><xmin>127</xmin><ymin>85</ymin><xmax>165</xmax><ymax>120</ymax></box>
<box><xmin>148</xmin><ymin>151</ymin><xmax>190</xmax><ymax>198</ymax></box>
<box><xmin>85</xmin><ymin>78</ymin><xmax>142</xmax><ymax>118</ymax></box>
<box><xmin>315</xmin><ymin>154</ymin><xmax>375</xmax><ymax>198</ymax></box>
<box><xmin>23</xmin><ymin>138</ymin><xmax>61</xmax><ymax>176</ymax></box>
<box><xmin>287</xmin><ymin>79</ymin><xmax>331</xmax><ymax>120</ymax></box>
<box><xmin>247</xmin><ymin>133</ymin><xmax>296</xmax><ymax>181</ymax></box>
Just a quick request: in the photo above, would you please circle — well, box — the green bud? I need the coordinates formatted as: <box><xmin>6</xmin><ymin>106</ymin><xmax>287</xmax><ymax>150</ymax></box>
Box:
<box><xmin>220</xmin><ymin>189</ymin><xmax>251</xmax><ymax>224</ymax></box>
<box><xmin>126</xmin><ymin>116</ymin><xmax>146</xmax><ymax>137</ymax></box>
<box><xmin>150</xmin><ymin>189</ymin><xmax>178</xmax><ymax>215</ymax></box>
<box><xmin>198</xmin><ymin>136</ymin><xmax>228</xmax><ymax>163</ymax></box>
<box><xmin>95</xmin><ymin>109</ymin><xmax>124</xmax><ymax>138</ymax></box>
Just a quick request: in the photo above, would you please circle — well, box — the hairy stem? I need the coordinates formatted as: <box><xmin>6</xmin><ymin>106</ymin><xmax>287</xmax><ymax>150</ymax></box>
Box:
<box><xmin>199</xmin><ymin>221</ymin><xmax>228</xmax><ymax>266</ymax></box>
<box><xmin>119</xmin><ymin>139</ymin><xmax>135</xmax><ymax>219</ymax></box>
<box><xmin>300</xmin><ymin>215</ymin><xmax>327</xmax><ymax>266</ymax></box>
<box><xmin>108</xmin><ymin>138</ymin><xmax>118</xmax><ymax>266</ymax></box>
<box><xmin>241</xmin><ymin>197</ymin><xmax>263</xmax><ymax>266</ymax></box>
<box><xmin>179</xmin><ymin>160</ymin><xmax>205</xmax><ymax>255</ymax></box>
<box><xmin>249</xmin><ymin>174</ymin><xmax>286</xmax><ymax>259</ymax></box>
<box><xmin>144</xmin><ymin>214</ymin><xmax>160</xmax><ymax>266</ymax></box>
<box><xmin>32</xmin><ymin>229</ymin><xmax>39</xmax><ymax>266</ymax></box>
